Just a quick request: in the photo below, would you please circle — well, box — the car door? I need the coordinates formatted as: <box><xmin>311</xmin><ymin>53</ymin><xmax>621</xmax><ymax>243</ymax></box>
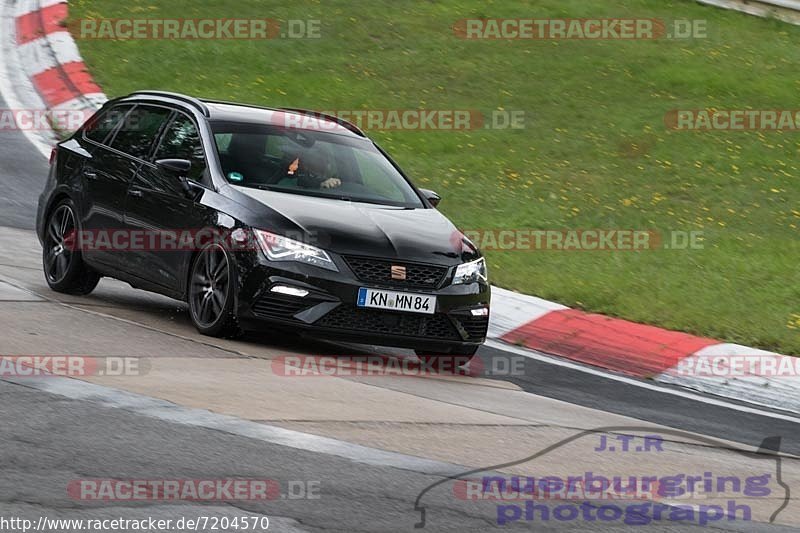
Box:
<box><xmin>123</xmin><ymin>110</ymin><xmax>213</xmax><ymax>292</ymax></box>
<box><xmin>81</xmin><ymin>104</ymin><xmax>173</xmax><ymax>270</ymax></box>
<box><xmin>78</xmin><ymin>104</ymin><xmax>136</xmax><ymax>269</ymax></box>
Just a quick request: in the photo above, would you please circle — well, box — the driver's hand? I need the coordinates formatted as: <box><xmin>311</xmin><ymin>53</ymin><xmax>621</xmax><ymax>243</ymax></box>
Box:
<box><xmin>320</xmin><ymin>178</ymin><xmax>342</xmax><ymax>189</ymax></box>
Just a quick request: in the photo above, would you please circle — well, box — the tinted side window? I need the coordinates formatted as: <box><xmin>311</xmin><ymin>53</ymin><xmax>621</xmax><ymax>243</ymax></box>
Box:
<box><xmin>154</xmin><ymin>115</ymin><xmax>207</xmax><ymax>182</ymax></box>
<box><xmin>110</xmin><ymin>105</ymin><xmax>172</xmax><ymax>159</ymax></box>
<box><xmin>84</xmin><ymin>105</ymin><xmax>132</xmax><ymax>145</ymax></box>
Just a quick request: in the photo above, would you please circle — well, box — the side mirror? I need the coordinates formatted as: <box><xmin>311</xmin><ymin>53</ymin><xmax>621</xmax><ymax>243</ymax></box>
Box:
<box><xmin>156</xmin><ymin>159</ymin><xmax>195</xmax><ymax>197</ymax></box>
<box><xmin>156</xmin><ymin>158</ymin><xmax>192</xmax><ymax>176</ymax></box>
<box><xmin>419</xmin><ymin>188</ymin><xmax>441</xmax><ymax>208</ymax></box>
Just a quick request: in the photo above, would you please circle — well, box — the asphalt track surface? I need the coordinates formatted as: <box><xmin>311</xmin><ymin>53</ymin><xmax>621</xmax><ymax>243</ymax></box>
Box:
<box><xmin>0</xmin><ymin>91</ymin><xmax>49</xmax><ymax>230</ymax></box>
<box><xmin>0</xmin><ymin>90</ymin><xmax>798</xmax><ymax>532</ymax></box>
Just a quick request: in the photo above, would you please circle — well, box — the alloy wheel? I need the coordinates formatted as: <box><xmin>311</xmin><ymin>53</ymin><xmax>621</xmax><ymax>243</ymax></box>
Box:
<box><xmin>190</xmin><ymin>244</ymin><xmax>231</xmax><ymax>328</ymax></box>
<box><xmin>44</xmin><ymin>204</ymin><xmax>76</xmax><ymax>284</ymax></box>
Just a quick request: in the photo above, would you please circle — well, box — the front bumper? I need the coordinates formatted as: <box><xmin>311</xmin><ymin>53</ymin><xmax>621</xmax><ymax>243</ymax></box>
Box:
<box><xmin>234</xmin><ymin>250</ymin><xmax>490</xmax><ymax>351</ymax></box>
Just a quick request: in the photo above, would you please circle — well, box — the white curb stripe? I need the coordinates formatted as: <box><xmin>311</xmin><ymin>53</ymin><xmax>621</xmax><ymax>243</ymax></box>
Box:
<box><xmin>488</xmin><ymin>286</ymin><xmax>566</xmax><ymax>338</ymax></box>
<box><xmin>18</xmin><ymin>32</ymin><xmax>82</xmax><ymax>76</ymax></box>
<box><xmin>46</xmin><ymin>31</ymin><xmax>83</xmax><ymax>69</ymax></box>
<box><xmin>0</xmin><ymin>0</ymin><xmax>55</xmax><ymax>155</ymax></box>
<box><xmin>655</xmin><ymin>343</ymin><xmax>800</xmax><ymax>414</ymax></box>
<box><xmin>487</xmin><ymin>340</ymin><xmax>800</xmax><ymax>423</ymax></box>
<box><xmin>7</xmin><ymin>0</ymin><xmax>107</xmax><ymax>135</ymax></box>
<box><xmin>487</xmin><ymin>287</ymin><xmax>799</xmax><ymax>414</ymax></box>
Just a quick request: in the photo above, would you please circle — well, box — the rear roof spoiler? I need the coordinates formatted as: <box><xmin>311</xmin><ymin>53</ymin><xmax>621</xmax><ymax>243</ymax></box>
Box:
<box><xmin>126</xmin><ymin>90</ymin><xmax>211</xmax><ymax>117</ymax></box>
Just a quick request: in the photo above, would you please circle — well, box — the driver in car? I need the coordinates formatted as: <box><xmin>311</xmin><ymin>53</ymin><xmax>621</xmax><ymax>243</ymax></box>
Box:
<box><xmin>288</xmin><ymin>151</ymin><xmax>342</xmax><ymax>189</ymax></box>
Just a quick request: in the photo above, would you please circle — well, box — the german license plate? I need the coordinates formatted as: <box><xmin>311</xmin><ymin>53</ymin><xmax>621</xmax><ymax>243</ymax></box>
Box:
<box><xmin>357</xmin><ymin>288</ymin><xmax>436</xmax><ymax>315</ymax></box>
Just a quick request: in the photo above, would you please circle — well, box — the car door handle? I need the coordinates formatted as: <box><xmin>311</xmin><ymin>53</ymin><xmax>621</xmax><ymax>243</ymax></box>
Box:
<box><xmin>85</xmin><ymin>170</ymin><xmax>98</xmax><ymax>180</ymax></box>
<box><xmin>129</xmin><ymin>189</ymin><xmax>144</xmax><ymax>198</ymax></box>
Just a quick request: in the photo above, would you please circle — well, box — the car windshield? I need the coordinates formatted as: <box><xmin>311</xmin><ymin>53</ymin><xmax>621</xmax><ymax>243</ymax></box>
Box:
<box><xmin>210</xmin><ymin>120</ymin><xmax>424</xmax><ymax>208</ymax></box>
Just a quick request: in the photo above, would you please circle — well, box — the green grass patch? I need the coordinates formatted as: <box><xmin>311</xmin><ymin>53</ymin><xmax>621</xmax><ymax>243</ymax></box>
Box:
<box><xmin>70</xmin><ymin>0</ymin><xmax>800</xmax><ymax>354</ymax></box>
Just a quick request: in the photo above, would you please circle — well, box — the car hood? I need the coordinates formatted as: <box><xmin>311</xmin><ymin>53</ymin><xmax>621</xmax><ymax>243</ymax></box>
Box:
<box><xmin>231</xmin><ymin>187</ymin><xmax>478</xmax><ymax>265</ymax></box>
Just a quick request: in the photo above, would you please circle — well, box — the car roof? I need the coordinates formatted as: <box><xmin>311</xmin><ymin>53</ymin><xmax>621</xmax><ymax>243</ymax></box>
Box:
<box><xmin>114</xmin><ymin>91</ymin><xmax>365</xmax><ymax>138</ymax></box>
<box><xmin>203</xmin><ymin>101</ymin><xmax>360</xmax><ymax>137</ymax></box>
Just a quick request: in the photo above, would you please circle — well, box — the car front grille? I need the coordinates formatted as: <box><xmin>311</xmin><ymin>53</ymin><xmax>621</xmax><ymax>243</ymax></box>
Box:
<box><xmin>315</xmin><ymin>306</ymin><xmax>461</xmax><ymax>340</ymax></box>
<box><xmin>252</xmin><ymin>293</ymin><xmax>313</xmax><ymax>320</ymax></box>
<box><xmin>344</xmin><ymin>256</ymin><xmax>448</xmax><ymax>288</ymax></box>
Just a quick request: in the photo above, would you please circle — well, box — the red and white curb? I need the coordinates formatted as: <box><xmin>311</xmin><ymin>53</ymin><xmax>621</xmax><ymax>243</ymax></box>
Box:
<box><xmin>8</xmin><ymin>0</ymin><xmax>106</xmax><ymax>130</ymax></box>
<box><xmin>489</xmin><ymin>287</ymin><xmax>800</xmax><ymax>414</ymax></box>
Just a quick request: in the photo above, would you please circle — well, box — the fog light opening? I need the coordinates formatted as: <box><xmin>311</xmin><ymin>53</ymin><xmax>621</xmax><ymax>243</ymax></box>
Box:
<box><xmin>271</xmin><ymin>285</ymin><xmax>310</xmax><ymax>297</ymax></box>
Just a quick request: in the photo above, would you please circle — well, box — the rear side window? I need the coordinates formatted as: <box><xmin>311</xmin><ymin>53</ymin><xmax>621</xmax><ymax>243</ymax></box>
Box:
<box><xmin>110</xmin><ymin>105</ymin><xmax>172</xmax><ymax>160</ymax></box>
<box><xmin>154</xmin><ymin>114</ymin><xmax>207</xmax><ymax>182</ymax></box>
<box><xmin>84</xmin><ymin>105</ymin><xmax>132</xmax><ymax>145</ymax></box>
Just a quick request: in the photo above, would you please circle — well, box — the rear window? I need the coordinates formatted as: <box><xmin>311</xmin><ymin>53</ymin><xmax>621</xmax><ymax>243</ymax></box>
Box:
<box><xmin>110</xmin><ymin>105</ymin><xmax>173</xmax><ymax>160</ymax></box>
<box><xmin>84</xmin><ymin>105</ymin><xmax>132</xmax><ymax>145</ymax></box>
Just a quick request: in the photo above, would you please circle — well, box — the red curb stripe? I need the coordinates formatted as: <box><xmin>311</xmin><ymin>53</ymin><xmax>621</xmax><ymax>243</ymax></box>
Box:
<box><xmin>32</xmin><ymin>62</ymin><xmax>102</xmax><ymax>107</ymax></box>
<box><xmin>501</xmin><ymin>309</ymin><xmax>719</xmax><ymax>377</ymax></box>
<box><xmin>16</xmin><ymin>3</ymin><xmax>68</xmax><ymax>45</ymax></box>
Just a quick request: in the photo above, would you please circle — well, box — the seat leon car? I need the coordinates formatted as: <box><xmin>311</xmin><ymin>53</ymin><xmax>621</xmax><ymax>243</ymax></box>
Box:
<box><xmin>37</xmin><ymin>91</ymin><xmax>490</xmax><ymax>364</ymax></box>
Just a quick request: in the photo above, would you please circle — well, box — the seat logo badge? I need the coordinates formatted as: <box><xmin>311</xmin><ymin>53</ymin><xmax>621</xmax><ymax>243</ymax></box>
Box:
<box><xmin>391</xmin><ymin>265</ymin><xmax>407</xmax><ymax>280</ymax></box>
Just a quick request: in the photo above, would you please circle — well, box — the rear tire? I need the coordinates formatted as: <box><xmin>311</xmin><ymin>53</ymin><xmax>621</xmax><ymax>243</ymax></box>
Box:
<box><xmin>42</xmin><ymin>199</ymin><xmax>100</xmax><ymax>295</ymax></box>
<box><xmin>188</xmin><ymin>243</ymin><xmax>243</xmax><ymax>338</ymax></box>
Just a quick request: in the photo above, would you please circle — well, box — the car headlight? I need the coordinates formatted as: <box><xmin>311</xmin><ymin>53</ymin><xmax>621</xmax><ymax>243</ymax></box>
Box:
<box><xmin>253</xmin><ymin>229</ymin><xmax>338</xmax><ymax>272</ymax></box>
<box><xmin>452</xmin><ymin>257</ymin><xmax>487</xmax><ymax>285</ymax></box>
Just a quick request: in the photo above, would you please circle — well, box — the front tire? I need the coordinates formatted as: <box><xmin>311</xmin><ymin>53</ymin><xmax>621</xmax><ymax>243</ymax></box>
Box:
<box><xmin>188</xmin><ymin>243</ymin><xmax>242</xmax><ymax>338</ymax></box>
<box><xmin>42</xmin><ymin>199</ymin><xmax>100</xmax><ymax>295</ymax></box>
